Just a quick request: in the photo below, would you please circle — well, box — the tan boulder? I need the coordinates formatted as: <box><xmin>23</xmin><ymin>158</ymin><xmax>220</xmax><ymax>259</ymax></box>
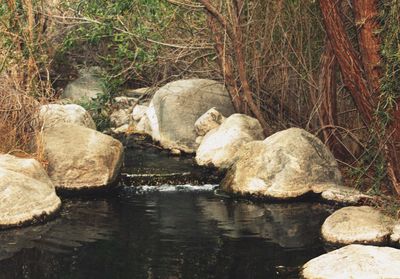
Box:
<box><xmin>321</xmin><ymin>206</ymin><xmax>394</xmax><ymax>245</ymax></box>
<box><xmin>302</xmin><ymin>244</ymin><xmax>400</xmax><ymax>279</ymax></box>
<box><xmin>42</xmin><ymin>124</ymin><xmax>124</xmax><ymax>191</ymax></box>
<box><xmin>194</xmin><ymin>108</ymin><xmax>225</xmax><ymax>136</ymax></box>
<box><xmin>0</xmin><ymin>155</ymin><xmax>61</xmax><ymax>229</ymax></box>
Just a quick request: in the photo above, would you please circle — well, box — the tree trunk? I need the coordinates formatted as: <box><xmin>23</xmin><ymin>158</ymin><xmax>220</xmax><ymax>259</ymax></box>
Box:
<box><xmin>316</xmin><ymin>41</ymin><xmax>348</xmax><ymax>159</ymax></box>
<box><xmin>319</xmin><ymin>0</ymin><xmax>374</xmax><ymax>124</ymax></box>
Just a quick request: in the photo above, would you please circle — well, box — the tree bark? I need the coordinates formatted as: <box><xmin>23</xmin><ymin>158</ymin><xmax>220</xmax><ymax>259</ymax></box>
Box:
<box><xmin>316</xmin><ymin>41</ymin><xmax>348</xmax><ymax>159</ymax></box>
<box><xmin>319</xmin><ymin>0</ymin><xmax>374</xmax><ymax>124</ymax></box>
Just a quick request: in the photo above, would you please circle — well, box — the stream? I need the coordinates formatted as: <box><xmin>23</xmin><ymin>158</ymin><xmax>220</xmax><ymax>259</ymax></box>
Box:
<box><xmin>0</xmin><ymin>136</ymin><xmax>334</xmax><ymax>279</ymax></box>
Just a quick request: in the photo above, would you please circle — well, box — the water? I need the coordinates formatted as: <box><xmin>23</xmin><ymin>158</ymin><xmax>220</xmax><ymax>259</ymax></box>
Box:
<box><xmin>0</xmin><ymin>137</ymin><xmax>334</xmax><ymax>279</ymax></box>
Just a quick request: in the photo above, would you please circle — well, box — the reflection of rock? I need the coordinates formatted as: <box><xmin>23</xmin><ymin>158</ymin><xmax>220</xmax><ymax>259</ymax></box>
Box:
<box><xmin>0</xmin><ymin>200</ymin><xmax>115</xmax><ymax>261</ymax></box>
<box><xmin>198</xmin><ymin>198</ymin><xmax>331</xmax><ymax>248</ymax></box>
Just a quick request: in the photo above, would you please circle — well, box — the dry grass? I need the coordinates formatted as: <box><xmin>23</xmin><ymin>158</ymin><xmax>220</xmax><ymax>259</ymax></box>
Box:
<box><xmin>0</xmin><ymin>76</ymin><xmax>45</xmax><ymax>163</ymax></box>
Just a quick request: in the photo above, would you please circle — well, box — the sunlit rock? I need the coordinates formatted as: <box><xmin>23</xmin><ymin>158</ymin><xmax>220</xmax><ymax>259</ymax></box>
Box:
<box><xmin>221</xmin><ymin>128</ymin><xmax>342</xmax><ymax>199</ymax></box>
<box><xmin>42</xmin><ymin>123</ymin><xmax>124</xmax><ymax>191</ymax></box>
<box><xmin>0</xmin><ymin>155</ymin><xmax>61</xmax><ymax>229</ymax></box>
<box><xmin>132</xmin><ymin>105</ymin><xmax>148</xmax><ymax>122</ymax></box>
<box><xmin>196</xmin><ymin>114</ymin><xmax>264</xmax><ymax>169</ymax></box>
<box><xmin>146</xmin><ymin>79</ymin><xmax>235</xmax><ymax>153</ymax></box>
<box><xmin>321</xmin><ymin>206</ymin><xmax>394</xmax><ymax>245</ymax></box>
<box><xmin>39</xmin><ymin>104</ymin><xmax>96</xmax><ymax>130</ymax></box>
<box><xmin>110</xmin><ymin>108</ymin><xmax>131</xmax><ymax>127</ymax></box>
<box><xmin>302</xmin><ymin>244</ymin><xmax>400</xmax><ymax>279</ymax></box>
<box><xmin>194</xmin><ymin>108</ymin><xmax>225</xmax><ymax>136</ymax></box>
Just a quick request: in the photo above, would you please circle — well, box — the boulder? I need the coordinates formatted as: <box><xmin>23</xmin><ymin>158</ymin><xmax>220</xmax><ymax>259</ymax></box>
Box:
<box><xmin>61</xmin><ymin>67</ymin><xmax>104</xmax><ymax>102</ymax></box>
<box><xmin>39</xmin><ymin>104</ymin><xmax>96</xmax><ymax>130</ymax></box>
<box><xmin>146</xmin><ymin>79</ymin><xmax>235</xmax><ymax>153</ymax></box>
<box><xmin>321</xmin><ymin>206</ymin><xmax>394</xmax><ymax>245</ymax></box>
<box><xmin>391</xmin><ymin>223</ymin><xmax>400</xmax><ymax>244</ymax></box>
<box><xmin>221</xmin><ymin>128</ymin><xmax>342</xmax><ymax>199</ymax></box>
<box><xmin>194</xmin><ymin>108</ymin><xmax>225</xmax><ymax>136</ymax></box>
<box><xmin>312</xmin><ymin>184</ymin><xmax>372</xmax><ymax>205</ymax></box>
<box><xmin>196</xmin><ymin>114</ymin><xmax>264</xmax><ymax>169</ymax></box>
<box><xmin>113</xmin><ymin>96</ymin><xmax>138</xmax><ymax>109</ymax></box>
<box><xmin>135</xmin><ymin>114</ymin><xmax>152</xmax><ymax>136</ymax></box>
<box><xmin>110</xmin><ymin>109</ymin><xmax>131</xmax><ymax>127</ymax></box>
<box><xmin>302</xmin><ymin>244</ymin><xmax>400</xmax><ymax>279</ymax></box>
<box><xmin>0</xmin><ymin>155</ymin><xmax>61</xmax><ymax>229</ymax></box>
<box><xmin>132</xmin><ymin>105</ymin><xmax>148</xmax><ymax>122</ymax></box>
<box><xmin>42</xmin><ymin>123</ymin><xmax>124</xmax><ymax>191</ymax></box>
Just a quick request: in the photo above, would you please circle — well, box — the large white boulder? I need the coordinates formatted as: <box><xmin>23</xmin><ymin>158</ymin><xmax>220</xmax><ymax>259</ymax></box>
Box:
<box><xmin>196</xmin><ymin>114</ymin><xmax>264</xmax><ymax>169</ymax></box>
<box><xmin>0</xmin><ymin>155</ymin><xmax>61</xmax><ymax>229</ymax></box>
<box><xmin>131</xmin><ymin>105</ymin><xmax>148</xmax><ymax>122</ymax></box>
<box><xmin>221</xmin><ymin>128</ymin><xmax>342</xmax><ymax>199</ymax></box>
<box><xmin>302</xmin><ymin>244</ymin><xmax>400</xmax><ymax>279</ymax></box>
<box><xmin>194</xmin><ymin>108</ymin><xmax>226</xmax><ymax>136</ymax></box>
<box><xmin>42</xmin><ymin>123</ymin><xmax>124</xmax><ymax>191</ymax></box>
<box><xmin>39</xmin><ymin>104</ymin><xmax>96</xmax><ymax>129</ymax></box>
<box><xmin>321</xmin><ymin>206</ymin><xmax>394</xmax><ymax>245</ymax></box>
<box><xmin>146</xmin><ymin>79</ymin><xmax>235</xmax><ymax>153</ymax></box>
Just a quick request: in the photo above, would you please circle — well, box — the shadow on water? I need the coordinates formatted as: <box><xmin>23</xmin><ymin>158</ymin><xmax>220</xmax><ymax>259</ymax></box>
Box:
<box><xmin>0</xmin><ymin>137</ymin><xmax>334</xmax><ymax>278</ymax></box>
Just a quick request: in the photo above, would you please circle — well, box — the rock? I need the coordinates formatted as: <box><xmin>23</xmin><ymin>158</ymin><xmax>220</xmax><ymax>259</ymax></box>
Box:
<box><xmin>321</xmin><ymin>206</ymin><xmax>394</xmax><ymax>245</ymax></box>
<box><xmin>110</xmin><ymin>109</ymin><xmax>131</xmax><ymax>127</ymax></box>
<box><xmin>123</xmin><ymin>87</ymin><xmax>151</xmax><ymax>98</ymax></box>
<box><xmin>61</xmin><ymin>67</ymin><xmax>104</xmax><ymax>102</ymax></box>
<box><xmin>42</xmin><ymin>124</ymin><xmax>124</xmax><ymax>191</ymax></box>
<box><xmin>194</xmin><ymin>108</ymin><xmax>225</xmax><ymax>136</ymax></box>
<box><xmin>146</xmin><ymin>79</ymin><xmax>235</xmax><ymax>153</ymax></box>
<box><xmin>170</xmin><ymin>149</ymin><xmax>182</xmax><ymax>156</ymax></box>
<box><xmin>391</xmin><ymin>223</ymin><xmax>400</xmax><ymax>244</ymax></box>
<box><xmin>111</xmin><ymin>124</ymin><xmax>130</xmax><ymax>135</ymax></box>
<box><xmin>39</xmin><ymin>104</ymin><xmax>96</xmax><ymax>130</ymax></box>
<box><xmin>131</xmin><ymin>105</ymin><xmax>148</xmax><ymax>122</ymax></box>
<box><xmin>135</xmin><ymin>115</ymin><xmax>152</xmax><ymax>136</ymax></box>
<box><xmin>312</xmin><ymin>184</ymin><xmax>372</xmax><ymax>205</ymax></box>
<box><xmin>196</xmin><ymin>114</ymin><xmax>264</xmax><ymax>169</ymax></box>
<box><xmin>0</xmin><ymin>155</ymin><xmax>61</xmax><ymax>229</ymax></box>
<box><xmin>221</xmin><ymin>128</ymin><xmax>342</xmax><ymax>199</ymax></box>
<box><xmin>302</xmin><ymin>244</ymin><xmax>400</xmax><ymax>279</ymax></box>
<box><xmin>113</xmin><ymin>96</ymin><xmax>138</xmax><ymax>109</ymax></box>
<box><xmin>195</xmin><ymin>136</ymin><xmax>204</xmax><ymax>145</ymax></box>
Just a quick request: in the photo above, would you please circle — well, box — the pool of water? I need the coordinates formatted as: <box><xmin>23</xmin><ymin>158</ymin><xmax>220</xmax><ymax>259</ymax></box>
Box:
<box><xmin>0</xmin><ymin>139</ymin><xmax>334</xmax><ymax>279</ymax></box>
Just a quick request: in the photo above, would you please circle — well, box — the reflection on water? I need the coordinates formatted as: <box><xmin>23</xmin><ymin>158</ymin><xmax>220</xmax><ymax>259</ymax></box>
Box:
<box><xmin>0</xmin><ymin>190</ymin><xmax>332</xmax><ymax>279</ymax></box>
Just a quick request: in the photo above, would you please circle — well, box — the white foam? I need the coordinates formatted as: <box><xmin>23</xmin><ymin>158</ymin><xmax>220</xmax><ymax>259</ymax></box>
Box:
<box><xmin>123</xmin><ymin>184</ymin><xmax>218</xmax><ymax>194</ymax></box>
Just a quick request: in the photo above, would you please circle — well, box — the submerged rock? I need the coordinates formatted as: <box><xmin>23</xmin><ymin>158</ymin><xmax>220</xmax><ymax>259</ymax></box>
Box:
<box><xmin>321</xmin><ymin>206</ymin><xmax>394</xmax><ymax>245</ymax></box>
<box><xmin>61</xmin><ymin>67</ymin><xmax>104</xmax><ymax>102</ymax></box>
<box><xmin>194</xmin><ymin>108</ymin><xmax>225</xmax><ymax>136</ymax></box>
<box><xmin>0</xmin><ymin>155</ymin><xmax>61</xmax><ymax>229</ymax></box>
<box><xmin>146</xmin><ymin>79</ymin><xmax>235</xmax><ymax>153</ymax></box>
<box><xmin>302</xmin><ymin>244</ymin><xmax>400</xmax><ymax>279</ymax></box>
<box><xmin>42</xmin><ymin>123</ymin><xmax>124</xmax><ymax>191</ymax></box>
<box><xmin>221</xmin><ymin>128</ymin><xmax>342</xmax><ymax>200</ymax></box>
<box><xmin>39</xmin><ymin>104</ymin><xmax>96</xmax><ymax>130</ymax></box>
<box><xmin>196</xmin><ymin>114</ymin><xmax>264</xmax><ymax>169</ymax></box>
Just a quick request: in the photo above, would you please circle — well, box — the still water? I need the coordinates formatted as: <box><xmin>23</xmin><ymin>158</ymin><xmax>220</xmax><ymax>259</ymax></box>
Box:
<box><xmin>0</xmin><ymin>186</ymin><xmax>332</xmax><ymax>279</ymax></box>
<box><xmin>0</xmin><ymin>138</ymin><xmax>333</xmax><ymax>279</ymax></box>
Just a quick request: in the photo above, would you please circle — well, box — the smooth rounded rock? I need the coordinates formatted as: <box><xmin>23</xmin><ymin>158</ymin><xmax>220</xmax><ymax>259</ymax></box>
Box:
<box><xmin>39</xmin><ymin>104</ymin><xmax>96</xmax><ymax>129</ymax></box>
<box><xmin>196</xmin><ymin>114</ymin><xmax>264</xmax><ymax>169</ymax></box>
<box><xmin>42</xmin><ymin>124</ymin><xmax>124</xmax><ymax>191</ymax></box>
<box><xmin>321</xmin><ymin>206</ymin><xmax>394</xmax><ymax>245</ymax></box>
<box><xmin>146</xmin><ymin>79</ymin><xmax>235</xmax><ymax>153</ymax></box>
<box><xmin>221</xmin><ymin>128</ymin><xmax>342</xmax><ymax>199</ymax></box>
<box><xmin>194</xmin><ymin>108</ymin><xmax>225</xmax><ymax>136</ymax></box>
<box><xmin>302</xmin><ymin>244</ymin><xmax>400</xmax><ymax>279</ymax></box>
<box><xmin>0</xmin><ymin>155</ymin><xmax>61</xmax><ymax>229</ymax></box>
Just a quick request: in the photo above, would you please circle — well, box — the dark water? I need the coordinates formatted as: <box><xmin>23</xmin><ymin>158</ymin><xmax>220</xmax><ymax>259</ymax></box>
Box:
<box><xmin>0</xmin><ymin>139</ymin><xmax>334</xmax><ymax>279</ymax></box>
